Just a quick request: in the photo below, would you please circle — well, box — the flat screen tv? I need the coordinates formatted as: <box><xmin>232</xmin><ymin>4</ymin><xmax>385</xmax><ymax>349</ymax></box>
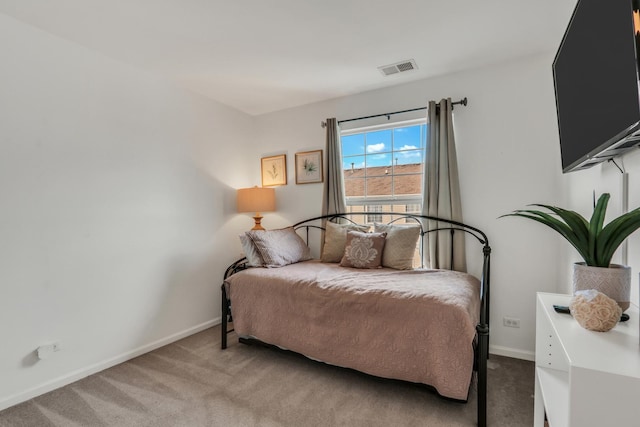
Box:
<box><xmin>553</xmin><ymin>0</ymin><xmax>640</xmax><ymax>173</ymax></box>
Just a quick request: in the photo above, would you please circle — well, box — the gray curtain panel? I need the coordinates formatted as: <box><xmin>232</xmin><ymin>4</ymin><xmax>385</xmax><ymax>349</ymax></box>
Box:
<box><xmin>322</xmin><ymin>118</ymin><xmax>347</xmax><ymax>216</ymax></box>
<box><xmin>422</xmin><ymin>99</ymin><xmax>466</xmax><ymax>272</ymax></box>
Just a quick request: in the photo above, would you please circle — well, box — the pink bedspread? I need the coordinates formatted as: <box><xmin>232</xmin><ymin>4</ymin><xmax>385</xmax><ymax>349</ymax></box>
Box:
<box><xmin>225</xmin><ymin>260</ymin><xmax>480</xmax><ymax>400</ymax></box>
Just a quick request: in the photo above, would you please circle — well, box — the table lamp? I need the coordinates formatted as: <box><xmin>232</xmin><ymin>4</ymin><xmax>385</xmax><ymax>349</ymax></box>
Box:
<box><xmin>236</xmin><ymin>186</ymin><xmax>276</xmax><ymax>230</ymax></box>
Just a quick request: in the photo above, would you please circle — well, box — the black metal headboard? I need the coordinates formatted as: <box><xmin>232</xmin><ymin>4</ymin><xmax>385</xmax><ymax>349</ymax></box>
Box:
<box><xmin>292</xmin><ymin>212</ymin><xmax>489</xmax><ymax>268</ymax></box>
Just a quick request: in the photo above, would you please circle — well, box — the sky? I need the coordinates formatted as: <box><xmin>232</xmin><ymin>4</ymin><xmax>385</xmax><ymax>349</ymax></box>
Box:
<box><xmin>342</xmin><ymin>124</ymin><xmax>425</xmax><ymax>169</ymax></box>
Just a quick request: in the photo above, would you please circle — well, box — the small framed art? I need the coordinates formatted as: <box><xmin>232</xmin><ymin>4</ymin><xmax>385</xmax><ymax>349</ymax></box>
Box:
<box><xmin>261</xmin><ymin>154</ymin><xmax>287</xmax><ymax>187</ymax></box>
<box><xmin>295</xmin><ymin>150</ymin><xmax>323</xmax><ymax>184</ymax></box>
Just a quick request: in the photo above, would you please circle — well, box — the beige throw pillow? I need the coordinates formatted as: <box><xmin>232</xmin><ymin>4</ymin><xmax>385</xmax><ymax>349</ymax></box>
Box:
<box><xmin>247</xmin><ymin>227</ymin><xmax>312</xmax><ymax>268</ymax></box>
<box><xmin>321</xmin><ymin>221</ymin><xmax>370</xmax><ymax>263</ymax></box>
<box><xmin>374</xmin><ymin>223</ymin><xmax>421</xmax><ymax>269</ymax></box>
<box><xmin>340</xmin><ymin>231</ymin><xmax>386</xmax><ymax>269</ymax></box>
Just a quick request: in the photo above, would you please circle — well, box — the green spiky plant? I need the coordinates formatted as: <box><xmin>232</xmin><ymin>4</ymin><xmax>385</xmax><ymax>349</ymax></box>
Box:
<box><xmin>502</xmin><ymin>193</ymin><xmax>640</xmax><ymax>268</ymax></box>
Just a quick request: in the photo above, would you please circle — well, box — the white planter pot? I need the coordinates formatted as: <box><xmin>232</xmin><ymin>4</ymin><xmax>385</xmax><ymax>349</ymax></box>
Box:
<box><xmin>573</xmin><ymin>263</ymin><xmax>631</xmax><ymax>311</ymax></box>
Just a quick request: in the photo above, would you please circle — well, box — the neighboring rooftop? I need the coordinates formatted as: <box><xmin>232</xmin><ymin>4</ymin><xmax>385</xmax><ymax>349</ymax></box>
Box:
<box><xmin>344</xmin><ymin>163</ymin><xmax>421</xmax><ymax>197</ymax></box>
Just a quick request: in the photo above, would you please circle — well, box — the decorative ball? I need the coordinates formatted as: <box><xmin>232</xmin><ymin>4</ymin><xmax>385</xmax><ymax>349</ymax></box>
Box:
<box><xmin>569</xmin><ymin>290</ymin><xmax>622</xmax><ymax>332</ymax></box>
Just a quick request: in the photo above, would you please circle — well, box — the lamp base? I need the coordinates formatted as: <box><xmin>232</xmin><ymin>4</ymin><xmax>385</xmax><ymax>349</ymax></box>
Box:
<box><xmin>252</xmin><ymin>214</ymin><xmax>265</xmax><ymax>231</ymax></box>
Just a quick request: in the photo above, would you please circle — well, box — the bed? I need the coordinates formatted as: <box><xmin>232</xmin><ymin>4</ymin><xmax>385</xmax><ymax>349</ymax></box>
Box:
<box><xmin>221</xmin><ymin>213</ymin><xmax>491</xmax><ymax>427</ymax></box>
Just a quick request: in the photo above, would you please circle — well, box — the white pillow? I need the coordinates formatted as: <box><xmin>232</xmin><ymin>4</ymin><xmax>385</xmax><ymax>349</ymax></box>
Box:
<box><xmin>239</xmin><ymin>233</ymin><xmax>264</xmax><ymax>267</ymax></box>
<box><xmin>321</xmin><ymin>221</ymin><xmax>370</xmax><ymax>263</ymax></box>
<box><xmin>247</xmin><ymin>227</ymin><xmax>312</xmax><ymax>268</ymax></box>
<box><xmin>374</xmin><ymin>223</ymin><xmax>421</xmax><ymax>269</ymax></box>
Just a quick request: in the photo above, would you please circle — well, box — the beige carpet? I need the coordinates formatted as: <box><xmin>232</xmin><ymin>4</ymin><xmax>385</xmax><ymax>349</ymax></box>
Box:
<box><xmin>0</xmin><ymin>326</ymin><xmax>534</xmax><ymax>426</ymax></box>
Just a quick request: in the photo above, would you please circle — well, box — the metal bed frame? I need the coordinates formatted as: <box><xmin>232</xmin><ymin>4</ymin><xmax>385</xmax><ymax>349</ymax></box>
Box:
<box><xmin>221</xmin><ymin>212</ymin><xmax>491</xmax><ymax>427</ymax></box>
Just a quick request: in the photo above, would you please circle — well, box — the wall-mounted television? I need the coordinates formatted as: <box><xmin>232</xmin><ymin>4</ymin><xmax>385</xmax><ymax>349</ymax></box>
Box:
<box><xmin>553</xmin><ymin>0</ymin><xmax>640</xmax><ymax>173</ymax></box>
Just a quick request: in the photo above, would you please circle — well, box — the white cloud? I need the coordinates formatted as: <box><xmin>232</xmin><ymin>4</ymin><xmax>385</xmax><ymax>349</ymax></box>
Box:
<box><xmin>367</xmin><ymin>143</ymin><xmax>385</xmax><ymax>153</ymax></box>
<box><xmin>397</xmin><ymin>151</ymin><xmax>421</xmax><ymax>159</ymax></box>
<box><xmin>398</xmin><ymin>144</ymin><xmax>418</xmax><ymax>151</ymax></box>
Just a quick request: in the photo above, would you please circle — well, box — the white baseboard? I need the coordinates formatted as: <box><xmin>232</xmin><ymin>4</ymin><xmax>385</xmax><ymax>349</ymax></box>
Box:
<box><xmin>1</xmin><ymin>320</ymin><xmax>533</xmax><ymax>412</ymax></box>
<box><xmin>489</xmin><ymin>344</ymin><xmax>535</xmax><ymax>362</ymax></box>
<box><xmin>0</xmin><ymin>318</ymin><xmax>220</xmax><ymax>412</ymax></box>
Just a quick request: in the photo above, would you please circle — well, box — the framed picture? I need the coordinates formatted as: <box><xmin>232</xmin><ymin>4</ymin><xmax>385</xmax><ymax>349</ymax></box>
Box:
<box><xmin>261</xmin><ymin>154</ymin><xmax>287</xmax><ymax>187</ymax></box>
<box><xmin>295</xmin><ymin>150</ymin><xmax>323</xmax><ymax>184</ymax></box>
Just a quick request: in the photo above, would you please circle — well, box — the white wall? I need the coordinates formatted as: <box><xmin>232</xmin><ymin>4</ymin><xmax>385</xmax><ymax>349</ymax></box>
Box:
<box><xmin>0</xmin><ymin>14</ymin><xmax>255</xmax><ymax>409</ymax></box>
<box><xmin>253</xmin><ymin>53</ymin><xmax>565</xmax><ymax>360</ymax></box>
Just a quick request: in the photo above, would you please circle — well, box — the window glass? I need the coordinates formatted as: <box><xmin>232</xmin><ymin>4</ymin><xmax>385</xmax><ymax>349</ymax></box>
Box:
<box><xmin>341</xmin><ymin>120</ymin><xmax>426</xmax><ymax>208</ymax></box>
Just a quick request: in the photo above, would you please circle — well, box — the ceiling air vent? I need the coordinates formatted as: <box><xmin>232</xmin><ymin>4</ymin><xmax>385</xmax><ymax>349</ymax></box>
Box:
<box><xmin>378</xmin><ymin>59</ymin><xmax>418</xmax><ymax>76</ymax></box>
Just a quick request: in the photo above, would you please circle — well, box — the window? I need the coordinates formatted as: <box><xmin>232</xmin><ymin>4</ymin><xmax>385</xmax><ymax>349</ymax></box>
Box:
<box><xmin>341</xmin><ymin>119</ymin><xmax>426</xmax><ymax>222</ymax></box>
<box><xmin>405</xmin><ymin>203</ymin><xmax>421</xmax><ymax>214</ymax></box>
<box><xmin>366</xmin><ymin>205</ymin><xmax>382</xmax><ymax>223</ymax></box>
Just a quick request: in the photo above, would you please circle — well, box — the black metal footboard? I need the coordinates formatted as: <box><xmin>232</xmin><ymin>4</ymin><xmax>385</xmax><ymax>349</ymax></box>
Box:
<box><xmin>220</xmin><ymin>212</ymin><xmax>490</xmax><ymax>427</ymax></box>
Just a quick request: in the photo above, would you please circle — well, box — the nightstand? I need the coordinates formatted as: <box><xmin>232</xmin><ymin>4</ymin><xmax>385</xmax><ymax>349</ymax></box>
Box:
<box><xmin>534</xmin><ymin>292</ymin><xmax>640</xmax><ymax>426</ymax></box>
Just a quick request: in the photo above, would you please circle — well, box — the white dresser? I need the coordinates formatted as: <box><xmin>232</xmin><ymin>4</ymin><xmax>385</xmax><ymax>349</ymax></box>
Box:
<box><xmin>534</xmin><ymin>292</ymin><xmax>640</xmax><ymax>426</ymax></box>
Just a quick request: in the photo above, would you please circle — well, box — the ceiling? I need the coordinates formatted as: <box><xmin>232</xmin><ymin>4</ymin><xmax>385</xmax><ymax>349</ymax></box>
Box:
<box><xmin>0</xmin><ymin>0</ymin><xmax>576</xmax><ymax>116</ymax></box>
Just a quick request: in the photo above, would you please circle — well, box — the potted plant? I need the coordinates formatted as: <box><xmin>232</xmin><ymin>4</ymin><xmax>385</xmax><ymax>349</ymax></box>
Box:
<box><xmin>503</xmin><ymin>193</ymin><xmax>640</xmax><ymax>310</ymax></box>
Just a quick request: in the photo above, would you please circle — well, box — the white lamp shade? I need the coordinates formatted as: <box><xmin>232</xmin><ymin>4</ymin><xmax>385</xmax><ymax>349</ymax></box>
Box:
<box><xmin>236</xmin><ymin>187</ymin><xmax>276</xmax><ymax>213</ymax></box>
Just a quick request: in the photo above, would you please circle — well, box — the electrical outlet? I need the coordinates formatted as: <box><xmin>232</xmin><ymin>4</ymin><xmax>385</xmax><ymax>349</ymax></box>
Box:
<box><xmin>503</xmin><ymin>317</ymin><xmax>521</xmax><ymax>328</ymax></box>
<box><xmin>37</xmin><ymin>342</ymin><xmax>61</xmax><ymax>360</ymax></box>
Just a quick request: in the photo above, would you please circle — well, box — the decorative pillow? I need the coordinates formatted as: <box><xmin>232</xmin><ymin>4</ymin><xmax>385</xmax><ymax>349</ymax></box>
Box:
<box><xmin>374</xmin><ymin>223</ymin><xmax>421</xmax><ymax>269</ymax></box>
<box><xmin>340</xmin><ymin>231</ymin><xmax>387</xmax><ymax>269</ymax></box>
<box><xmin>321</xmin><ymin>221</ymin><xmax>370</xmax><ymax>263</ymax></box>
<box><xmin>239</xmin><ymin>233</ymin><xmax>264</xmax><ymax>267</ymax></box>
<box><xmin>247</xmin><ymin>227</ymin><xmax>312</xmax><ymax>268</ymax></box>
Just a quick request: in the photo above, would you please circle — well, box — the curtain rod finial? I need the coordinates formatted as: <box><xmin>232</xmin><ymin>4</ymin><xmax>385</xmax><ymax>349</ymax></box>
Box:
<box><xmin>321</xmin><ymin>121</ymin><xmax>327</xmax><ymax>128</ymax></box>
